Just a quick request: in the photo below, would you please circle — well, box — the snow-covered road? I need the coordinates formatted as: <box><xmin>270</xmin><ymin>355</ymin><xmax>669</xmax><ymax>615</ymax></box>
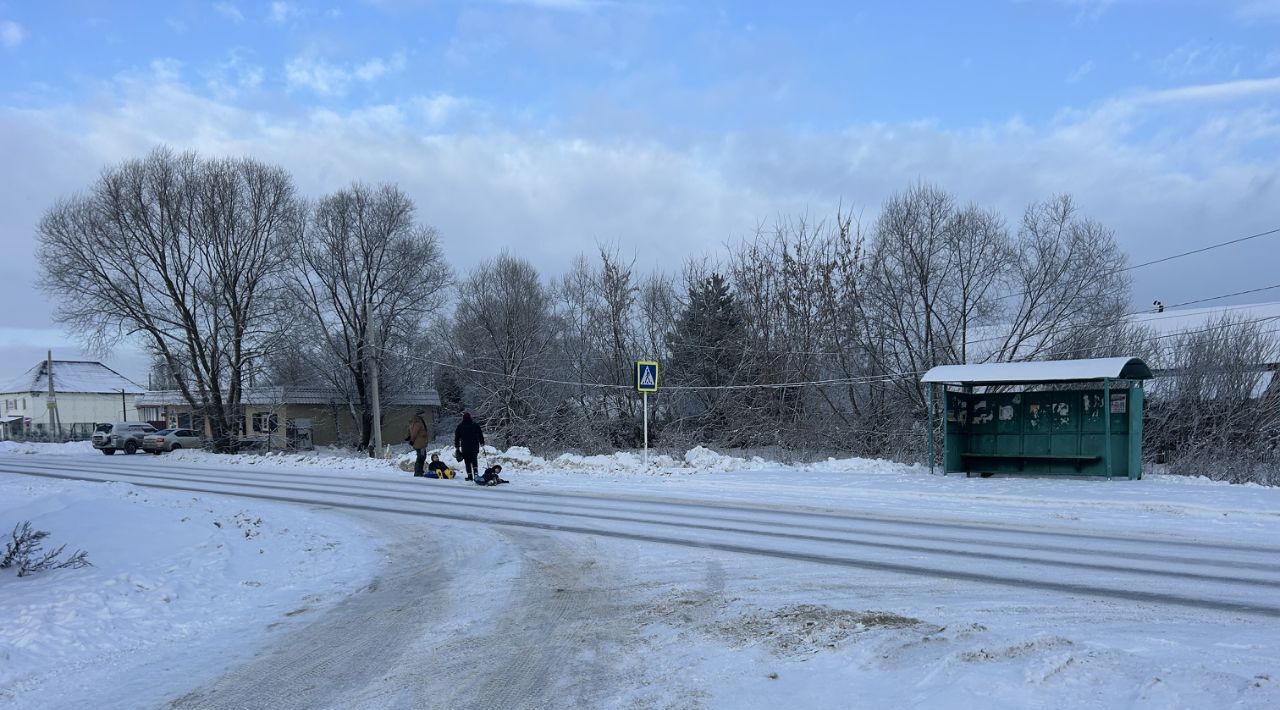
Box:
<box><xmin>3</xmin><ymin>450</ymin><xmax>1279</xmax><ymax>708</ymax></box>
<box><xmin>5</xmin><ymin>456</ymin><xmax>1278</xmax><ymax>620</ymax></box>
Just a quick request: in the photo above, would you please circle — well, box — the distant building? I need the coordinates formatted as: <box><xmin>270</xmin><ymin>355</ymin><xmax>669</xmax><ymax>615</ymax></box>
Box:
<box><xmin>136</xmin><ymin>387</ymin><xmax>441</xmax><ymax>450</ymax></box>
<box><xmin>0</xmin><ymin>360</ymin><xmax>146</xmax><ymax>440</ymax></box>
<box><xmin>1131</xmin><ymin>301</ymin><xmax>1280</xmax><ymax>400</ymax></box>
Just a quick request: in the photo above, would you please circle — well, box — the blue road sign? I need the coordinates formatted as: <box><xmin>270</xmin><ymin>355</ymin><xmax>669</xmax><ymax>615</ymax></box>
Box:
<box><xmin>636</xmin><ymin>361</ymin><xmax>659</xmax><ymax>393</ymax></box>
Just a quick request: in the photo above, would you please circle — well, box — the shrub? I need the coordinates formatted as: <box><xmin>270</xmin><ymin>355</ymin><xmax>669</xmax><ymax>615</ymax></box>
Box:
<box><xmin>1</xmin><ymin>521</ymin><xmax>92</xmax><ymax>578</ymax></box>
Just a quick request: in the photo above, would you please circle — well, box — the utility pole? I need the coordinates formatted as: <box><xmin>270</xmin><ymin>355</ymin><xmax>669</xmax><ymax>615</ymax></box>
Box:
<box><xmin>366</xmin><ymin>301</ymin><xmax>383</xmax><ymax>457</ymax></box>
<box><xmin>120</xmin><ymin>389</ymin><xmax>127</xmax><ymax>421</ymax></box>
<box><xmin>46</xmin><ymin>350</ymin><xmax>63</xmax><ymax>440</ymax></box>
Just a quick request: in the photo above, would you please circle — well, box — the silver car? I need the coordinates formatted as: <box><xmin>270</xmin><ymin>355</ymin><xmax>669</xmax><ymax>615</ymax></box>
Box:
<box><xmin>142</xmin><ymin>428</ymin><xmax>203</xmax><ymax>454</ymax></box>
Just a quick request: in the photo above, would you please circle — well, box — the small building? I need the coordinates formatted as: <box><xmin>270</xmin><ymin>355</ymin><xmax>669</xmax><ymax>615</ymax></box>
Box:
<box><xmin>921</xmin><ymin>357</ymin><xmax>1154</xmax><ymax>479</ymax></box>
<box><xmin>136</xmin><ymin>387</ymin><xmax>441</xmax><ymax>450</ymax></box>
<box><xmin>0</xmin><ymin>360</ymin><xmax>146</xmax><ymax>441</ymax></box>
<box><xmin>1129</xmin><ymin>301</ymin><xmax>1280</xmax><ymax>401</ymax></box>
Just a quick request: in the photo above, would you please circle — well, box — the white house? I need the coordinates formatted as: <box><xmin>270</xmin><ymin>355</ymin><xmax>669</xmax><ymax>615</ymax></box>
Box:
<box><xmin>0</xmin><ymin>360</ymin><xmax>146</xmax><ymax>440</ymax></box>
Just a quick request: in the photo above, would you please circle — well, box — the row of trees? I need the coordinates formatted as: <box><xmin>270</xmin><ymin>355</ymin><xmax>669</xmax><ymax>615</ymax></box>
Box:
<box><xmin>39</xmin><ymin>149</ymin><xmax>446</xmax><ymax>451</ymax></box>
<box><xmin>38</xmin><ymin>148</ymin><xmax>1279</xmax><ymax>482</ymax></box>
<box><xmin>1144</xmin><ymin>316</ymin><xmax>1280</xmax><ymax>485</ymax></box>
<box><xmin>432</xmin><ymin>184</ymin><xmax>1140</xmax><ymax>458</ymax></box>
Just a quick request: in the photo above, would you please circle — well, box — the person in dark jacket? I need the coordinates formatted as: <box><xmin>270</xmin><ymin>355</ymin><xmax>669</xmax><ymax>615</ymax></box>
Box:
<box><xmin>426</xmin><ymin>453</ymin><xmax>452</xmax><ymax>479</ymax></box>
<box><xmin>477</xmin><ymin>464</ymin><xmax>508</xmax><ymax>486</ymax></box>
<box><xmin>406</xmin><ymin>409</ymin><xmax>431</xmax><ymax>476</ymax></box>
<box><xmin>453</xmin><ymin>411</ymin><xmax>484</xmax><ymax>480</ymax></box>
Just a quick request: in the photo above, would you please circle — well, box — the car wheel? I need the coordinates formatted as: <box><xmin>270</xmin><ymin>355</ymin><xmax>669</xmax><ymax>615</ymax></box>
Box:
<box><xmin>102</xmin><ymin>448</ymin><xmax>115</xmax><ymax>455</ymax></box>
<box><xmin>170</xmin><ymin>443</ymin><xmax>182</xmax><ymax>451</ymax></box>
<box><xmin>124</xmin><ymin>440</ymin><xmax>138</xmax><ymax>455</ymax></box>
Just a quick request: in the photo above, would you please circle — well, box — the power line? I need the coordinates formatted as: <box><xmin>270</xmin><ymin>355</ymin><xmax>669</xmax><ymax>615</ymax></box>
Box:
<box><xmin>1157</xmin><ymin>283</ymin><xmax>1280</xmax><ymax>311</ymax></box>
<box><xmin>993</xmin><ymin>224</ymin><xmax>1280</xmax><ymax>304</ymax></box>
<box><xmin>356</xmin><ymin>275</ymin><xmax>1280</xmax><ymax>394</ymax></box>
<box><xmin>394</xmin><ymin>311</ymin><xmax>1280</xmax><ymax>394</ymax></box>
<box><xmin>1124</xmin><ymin>226</ymin><xmax>1280</xmax><ymax>273</ymax></box>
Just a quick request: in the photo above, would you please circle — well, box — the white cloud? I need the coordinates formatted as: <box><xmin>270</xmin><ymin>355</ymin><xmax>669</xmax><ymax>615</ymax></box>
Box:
<box><xmin>0</xmin><ymin>19</ymin><xmax>25</xmax><ymax>49</ymax></box>
<box><xmin>1139</xmin><ymin>75</ymin><xmax>1280</xmax><ymax>104</ymax></box>
<box><xmin>1232</xmin><ymin>0</ymin><xmax>1280</xmax><ymax>22</ymax></box>
<box><xmin>499</xmin><ymin>0</ymin><xmax>615</xmax><ymax>11</ymax></box>
<box><xmin>269</xmin><ymin>2</ymin><xmax>302</xmax><ymax>24</ymax></box>
<box><xmin>416</xmin><ymin>94</ymin><xmax>466</xmax><ymax>126</ymax></box>
<box><xmin>353</xmin><ymin>51</ymin><xmax>407</xmax><ymax>81</ymax></box>
<box><xmin>1067</xmin><ymin>60</ymin><xmax>1095</xmax><ymax>83</ymax></box>
<box><xmin>2</xmin><ymin>65</ymin><xmax>1279</xmax><ymax>352</ymax></box>
<box><xmin>1037</xmin><ymin>0</ymin><xmax>1280</xmax><ymax>25</ymax></box>
<box><xmin>205</xmin><ymin>50</ymin><xmax>264</xmax><ymax>99</ymax></box>
<box><xmin>1154</xmin><ymin>41</ymin><xmax>1246</xmax><ymax>79</ymax></box>
<box><xmin>213</xmin><ymin>2</ymin><xmax>245</xmax><ymax>23</ymax></box>
<box><xmin>149</xmin><ymin>58</ymin><xmax>184</xmax><ymax>84</ymax></box>
<box><xmin>1032</xmin><ymin>0</ymin><xmax>1121</xmax><ymax>23</ymax></box>
<box><xmin>285</xmin><ymin>51</ymin><xmax>407</xmax><ymax>96</ymax></box>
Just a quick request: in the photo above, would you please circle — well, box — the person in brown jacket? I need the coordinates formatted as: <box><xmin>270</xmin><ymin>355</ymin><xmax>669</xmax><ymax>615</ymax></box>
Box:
<box><xmin>407</xmin><ymin>409</ymin><xmax>431</xmax><ymax>476</ymax></box>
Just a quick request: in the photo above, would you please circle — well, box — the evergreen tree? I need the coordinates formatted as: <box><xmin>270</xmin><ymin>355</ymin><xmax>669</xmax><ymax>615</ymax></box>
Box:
<box><xmin>670</xmin><ymin>273</ymin><xmax>749</xmax><ymax>443</ymax></box>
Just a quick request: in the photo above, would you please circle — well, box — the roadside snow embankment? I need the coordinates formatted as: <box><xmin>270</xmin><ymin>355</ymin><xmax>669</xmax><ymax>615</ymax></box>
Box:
<box><xmin>153</xmin><ymin>441</ymin><xmax>919</xmax><ymax>479</ymax></box>
<box><xmin>0</xmin><ymin>440</ymin><xmax>95</xmax><ymax>457</ymax></box>
<box><xmin>0</xmin><ymin>473</ymin><xmax>381</xmax><ymax>708</ymax></box>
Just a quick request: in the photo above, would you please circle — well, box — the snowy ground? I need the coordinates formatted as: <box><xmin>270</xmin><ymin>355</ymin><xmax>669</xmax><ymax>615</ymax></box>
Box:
<box><xmin>1</xmin><ymin>441</ymin><xmax>1278</xmax><ymax>709</ymax></box>
<box><xmin>0</xmin><ymin>445</ymin><xmax>383</xmax><ymax>709</ymax></box>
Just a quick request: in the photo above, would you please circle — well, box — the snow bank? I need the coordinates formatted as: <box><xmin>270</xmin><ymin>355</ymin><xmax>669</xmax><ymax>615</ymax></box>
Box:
<box><xmin>0</xmin><ymin>440</ymin><xmax>95</xmax><ymax>456</ymax></box>
<box><xmin>166</xmin><ymin>445</ymin><xmax>411</xmax><ymax>473</ymax></box>
<box><xmin>0</xmin><ymin>439</ymin><xmax>1003</xmax><ymax>481</ymax></box>
<box><xmin>0</xmin><ymin>473</ymin><xmax>380</xmax><ymax>707</ymax></box>
<box><xmin>154</xmin><ymin>441</ymin><xmax>923</xmax><ymax>479</ymax></box>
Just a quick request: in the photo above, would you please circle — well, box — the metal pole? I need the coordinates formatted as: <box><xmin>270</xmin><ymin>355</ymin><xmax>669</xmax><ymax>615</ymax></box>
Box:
<box><xmin>643</xmin><ymin>391</ymin><xmax>649</xmax><ymax>468</ymax></box>
<box><xmin>1103</xmin><ymin>378</ymin><xmax>1112</xmax><ymax>480</ymax></box>
<box><xmin>121</xmin><ymin>389</ymin><xmax>127</xmax><ymax>421</ymax></box>
<box><xmin>46</xmin><ymin>350</ymin><xmax>61</xmax><ymax>438</ymax></box>
<box><xmin>927</xmin><ymin>382</ymin><xmax>935</xmax><ymax>475</ymax></box>
<box><xmin>366</xmin><ymin>301</ymin><xmax>383</xmax><ymax>457</ymax></box>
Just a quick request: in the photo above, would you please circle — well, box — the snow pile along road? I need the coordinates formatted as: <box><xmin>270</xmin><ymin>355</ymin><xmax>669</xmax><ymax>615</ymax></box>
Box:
<box><xmin>153</xmin><ymin>440</ymin><xmax>920</xmax><ymax>480</ymax></box>
<box><xmin>0</xmin><ymin>441</ymin><xmax>96</xmax><ymax>457</ymax></box>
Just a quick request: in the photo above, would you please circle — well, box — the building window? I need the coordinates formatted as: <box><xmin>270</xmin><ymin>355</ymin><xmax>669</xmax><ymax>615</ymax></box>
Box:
<box><xmin>252</xmin><ymin>413</ymin><xmax>279</xmax><ymax>434</ymax></box>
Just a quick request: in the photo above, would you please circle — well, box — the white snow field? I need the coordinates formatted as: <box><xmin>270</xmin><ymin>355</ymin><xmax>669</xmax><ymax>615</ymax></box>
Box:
<box><xmin>1</xmin><ymin>441</ymin><xmax>1278</xmax><ymax>709</ymax></box>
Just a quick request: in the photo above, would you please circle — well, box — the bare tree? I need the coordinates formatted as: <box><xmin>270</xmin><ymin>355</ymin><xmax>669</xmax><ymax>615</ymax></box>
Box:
<box><xmin>552</xmin><ymin>254</ymin><xmax>605</xmax><ymax>449</ymax></box>
<box><xmin>451</xmin><ymin>253</ymin><xmax>560</xmax><ymax>448</ymax></box>
<box><xmin>1146</xmin><ymin>316</ymin><xmax>1280</xmax><ymax>484</ymax></box>
<box><xmin>290</xmin><ymin>182</ymin><xmax>449</xmax><ymax>452</ymax></box>
<box><xmin>863</xmin><ymin>184</ymin><xmax>985</xmax><ymax>410</ymax></box>
<box><xmin>993</xmin><ymin>195</ymin><xmax>1129</xmax><ymax>362</ymax></box>
<box><xmin>38</xmin><ymin>148</ymin><xmax>301</xmax><ymax>451</ymax></box>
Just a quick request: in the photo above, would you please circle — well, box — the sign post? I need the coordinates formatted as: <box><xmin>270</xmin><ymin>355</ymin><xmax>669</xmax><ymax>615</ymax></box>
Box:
<box><xmin>635</xmin><ymin>360</ymin><xmax>659</xmax><ymax>467</ymax></box>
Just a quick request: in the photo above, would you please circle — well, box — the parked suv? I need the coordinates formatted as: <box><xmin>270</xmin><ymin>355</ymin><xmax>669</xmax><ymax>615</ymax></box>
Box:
<box><xmin>92</xmin><ymin>422</ymin><xmax>157</xmax><ymax>455</ymax></box>
<box><xmin>142</xmin><ymin>428</ymin><xmax>202</xmax><ymax>454</ymax></box>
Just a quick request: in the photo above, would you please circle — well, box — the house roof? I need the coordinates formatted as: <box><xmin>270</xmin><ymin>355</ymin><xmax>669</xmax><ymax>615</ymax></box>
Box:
<box><xmin>921</xmin><ymin>357</ymin><xmax>1154</xmax><ymax>385</ymax></box>
<box><xmin>1129</xmin><ymin>301</ymin><xmax>1280</xmax><ymax>339</ymax></box>
<box><xmin>137</xmin><ymin>386</ymin><xmax>441</xmax><ymax>408</ymax></box>
<box><xmin>961</xmin><ymin>302</ymin><xmax>1280</xmax><ymax>365</ymax></box>
<box><xmin>0</xmin><ymin>360</ymin><xmax>146</xmax><ymax>395</ymax></box>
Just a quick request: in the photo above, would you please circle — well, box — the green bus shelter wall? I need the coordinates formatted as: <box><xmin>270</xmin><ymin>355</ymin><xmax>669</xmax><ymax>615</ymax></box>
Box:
<box><xmin>943</xmin><ymin>386</ymin><xmax>1142</xmax><ymax>478</ymax></box>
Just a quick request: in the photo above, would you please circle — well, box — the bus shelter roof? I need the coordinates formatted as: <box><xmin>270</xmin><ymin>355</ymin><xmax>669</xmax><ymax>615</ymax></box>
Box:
<box><xmin>920</xmin><ymin>357</ymin><xmax>1153</xmax><ymax>386</ymax></box>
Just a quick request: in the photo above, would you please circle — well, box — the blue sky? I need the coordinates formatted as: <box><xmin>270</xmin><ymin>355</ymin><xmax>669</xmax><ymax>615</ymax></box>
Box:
<box><xmin>1</xmin><ymin>0</ymin><xmax>1279</xmax><ymax>380</ymax></box>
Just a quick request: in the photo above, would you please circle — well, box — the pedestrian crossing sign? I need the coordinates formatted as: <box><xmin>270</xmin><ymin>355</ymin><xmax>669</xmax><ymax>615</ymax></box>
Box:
<box><xmin>636</xmin><ymin>361</ymin><xmax>659</xmax><ymax>393</ymax></box>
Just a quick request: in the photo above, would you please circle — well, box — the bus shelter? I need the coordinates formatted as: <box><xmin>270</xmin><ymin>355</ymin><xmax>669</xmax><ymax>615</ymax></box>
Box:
<box><xmin>920</xmin><ymin>357</ymin><xmax>1153</xmax><ymax>479</ymax></box>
